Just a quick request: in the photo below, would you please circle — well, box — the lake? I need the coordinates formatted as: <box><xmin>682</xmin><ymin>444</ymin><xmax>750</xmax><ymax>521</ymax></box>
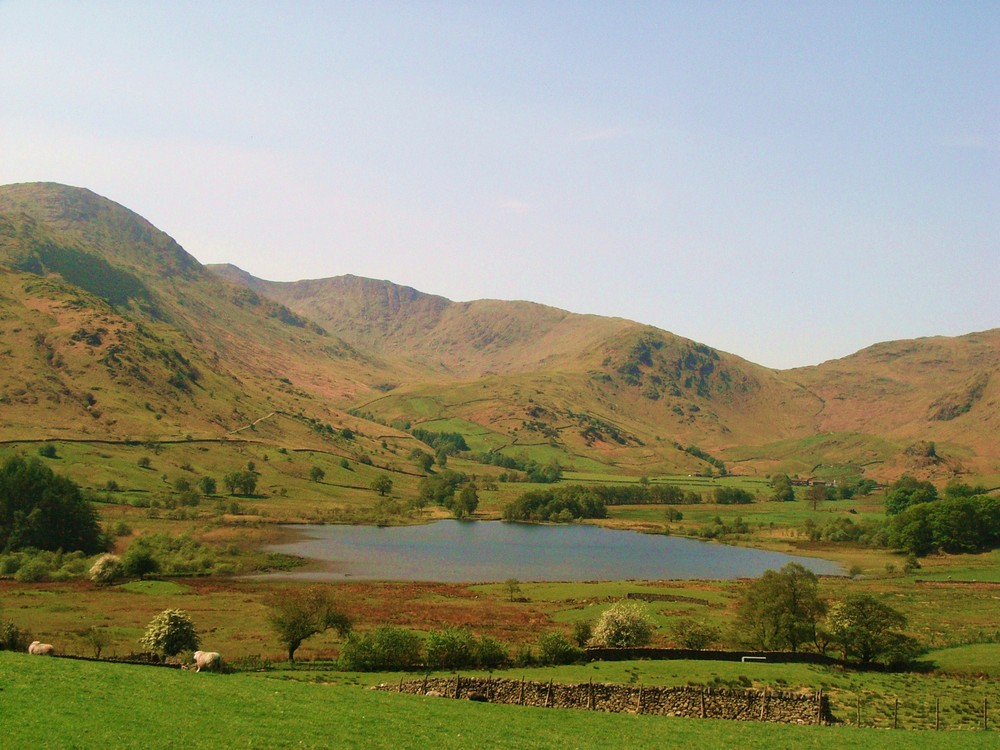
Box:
<box><xmin>260</xmin><ymin>521</ymin><xmax>842</xmax><ymax>582</ymax></box>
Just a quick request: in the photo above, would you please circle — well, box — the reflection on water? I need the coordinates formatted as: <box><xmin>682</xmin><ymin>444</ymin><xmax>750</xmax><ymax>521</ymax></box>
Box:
<box><xmin>260</xmin><ymin>521</ymin><xmax>842</xmax><ymax>583</ymax></box>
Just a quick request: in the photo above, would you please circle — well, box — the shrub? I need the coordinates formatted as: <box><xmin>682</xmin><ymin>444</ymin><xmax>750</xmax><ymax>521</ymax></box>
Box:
<box><xmin>0</xmin><ymin>620</ymin><xmax>32</xmax><ymax>651</ymax></box>
<box><xmin>339</xmin><ymin>626</ymin><xmax>423</xmax><ymax>671</ymax></box>
<box><xmin>668</xmin><ymin>618</ymin><xmax>720</xmax><ymax>650</ymax></box>
<box><xmin>425</xmin><ymin>627</ymin><xmax>477</xmax><ymax>670</ymax></box>
<box><xmin>37</xmin><ymin>444</ymin><xmax>58</xmax><ymax>458</ymax></box>
<box><xmin>119</xmin><ymin>545</ymin><xmax>160</xmax><ymax>579</ymax></box>
<box><xmin>14</xmin><ymin>558</ymin><xmax>51</xmax><ymax>582</ymax></box>
<box><xmin>81</xmin><ymin>626</ymin><xmax>111</xmax><ymax>658</ymax></box>
<box><xmin>89</xmin><ymin>553</ymin><xmax>122</xmax><ymax>585</ymax></box>
<box><xmin>475</xmin><ymin>636</ymin><xmax>510</xmax><ymax>669</ymax></box>
<box><xmin>591</xmin><ymin>601</ymin><xmax>654</xmax><ymax>648</ymax></box>
<box><xmin>537</xmin><ymin>632</ymin><xmax>582</xmax><ymax>665</ymax></box>
<box><xmin>572</xmin><ymin>621</ymin><xmax>593</xmax><ymax>647</ymax></box>
<box><xmin>139</xmin><ymin>609</ymin><xmax>199</xmax><ymax>657</ymax></box>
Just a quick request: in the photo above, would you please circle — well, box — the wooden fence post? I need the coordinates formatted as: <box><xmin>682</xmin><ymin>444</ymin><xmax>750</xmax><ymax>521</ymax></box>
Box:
<box><xmin>893</xmin><ymin>697</ymin><xmax>898</xmax><ymax>730</ymax></box>
<box><xmin>546</xmin><ymin>679</ymin><xmax>553</xmax><ymax>708</ymax></box>
<box><xmin>454</xmin><ymin>676</ymin><xmax>460</xmax><ymax>699</ymax></box>
<box><xmin>588</xmin><ymin>678</ymin><xmax>594</xmax><ymax>710</ymax></box>
<box><xmin>984</xmin><ymin>697</ymin><xmax>989</xmax><ymax>731</ymax></box>
<box><xmin>700</xmin><ymin>690</ymin><xmax>706</xmax><ymax>719</ymax></box>
<box><xmin>935</xmin><ymin>697</ymin><xmax>939</xmax><ymax>730</ymax></box>
<box><xmin>816</xmin><ymin>688</ymin><xmax>823</xmax><ymax>725</ymax></box>
<box><xmin>856</xmin><ymin>694</ymin><xmax>862</xmax><ymax>727</ymax></box>
<box><xmin>519</xmin><ymin>677</ymin><xmax>525</xmax><ymax>706</ymax></box>
<box><xmin>636</xmin><ymin>685</ymin><xmax>643</xmax><ymax>715</ymax></box>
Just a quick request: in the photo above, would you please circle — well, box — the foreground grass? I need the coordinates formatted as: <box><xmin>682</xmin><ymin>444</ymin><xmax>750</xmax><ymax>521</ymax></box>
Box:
<box><xmin>2</xmin><ymin>653</ymin><xmax>997</xmax><ymax>750</ymax></box>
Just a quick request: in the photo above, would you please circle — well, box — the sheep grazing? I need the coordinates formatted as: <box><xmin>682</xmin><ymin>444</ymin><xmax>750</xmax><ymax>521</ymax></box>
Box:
<box><xmin>28</xmin><ymin>641</ymin><xmax>55</xmax><ymax>656</ymax></box>
<box><xmin>191</xmin><ymin>650</ymin><xmax>221</xmax><ymax>672</ymax></box>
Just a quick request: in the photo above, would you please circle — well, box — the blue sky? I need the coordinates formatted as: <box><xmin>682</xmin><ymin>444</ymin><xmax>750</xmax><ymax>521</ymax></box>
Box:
<box><xmin>2</xmin><ymin>1</ymin><xmax>996</xmax><ymax>368</ymax></box>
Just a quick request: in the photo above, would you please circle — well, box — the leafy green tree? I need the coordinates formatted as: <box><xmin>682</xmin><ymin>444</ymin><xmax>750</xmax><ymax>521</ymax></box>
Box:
<box><xmin>370</xmin><ymin>474</ymin><xmax>393</xmax><ymax>497</ymax></box>
<box><xmin>572</xmin><ymin>621</ymin><xmax>593</xmax><ymax>647</ymax></box>
<box><xmin>223</xmin><ymin>470</ymin><xmax>257</xmax><ymax>496</ymax></box>
<box><xmin>37</xmin><ymin>444</ymin><xmax>58</xmax><ymax>458</ymax></box>
<box><xmin>770</xmin><ymin>474</ymin><xmax>795</xmax><ymax>502</ymax></box>
<box><xmin>884</xmin><ymin>475</ymin><xmax>938</xmax><ymax>515</ymax></box>
<box><xmin>197</xmin><ymin>476</ymin><xmax>217</xmax><ymax>496</ymax></box>
<box><xmin>591</xmin><ymin>601</ymin><xmax>654</xmax><ymax>648</ymax></box>
<box><xmin>309</xmin><ymin>466</ymin><xmax>325</xmax><ymax>482</ymax></box>
<box><xmin>265</xmin><ymin>587</ymin><xmax>351</xmax><ymax>663</ymax></box>
<box><xmin>668</xmin><ymin>618</ymin><xmax>720</xmax><ymax>650</ymax></box>
<box><xmin>139</xmin><ymin>609</ymin><xmax>199</xmax><ymax>657</ymax></box>
<box><xmin>827</xmin><ymin>593</ymin><xmax>921</xmax><ymax>666</ymax></box>
<box><xmin>411</xmin><ymin>450</ymin><xmax>434</xmax><ymax>473</ymax></box>
<box><xmin>734</xmin><ymin>562</ymin><xmax>826</xmax><ymax>652</ymax></box>
<box><xmin>713</xmin><ymin>487</ymin><xmax>754</xmax><ymax>505</ymax></box>
<box><xmin>0</xmin><ymin>456</ymin><xmax>105</xmax><ymax>554</ymax></box>
<box><xmin>450</xmin><ymin>484</ymin><xmax>479</xmax><ymax>519</ymax></box>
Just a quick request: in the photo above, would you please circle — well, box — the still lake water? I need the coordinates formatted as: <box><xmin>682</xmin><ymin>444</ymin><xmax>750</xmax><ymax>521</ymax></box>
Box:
<box><xmin>262</xmin><ymin>521</ymin><xmax>842</xmax><ymax>582</ymax></box>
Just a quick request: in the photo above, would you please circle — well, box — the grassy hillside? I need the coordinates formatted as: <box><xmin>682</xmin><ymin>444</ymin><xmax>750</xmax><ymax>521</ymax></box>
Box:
<box><xmin>2</xmin><ymin>182</ymin><xmax>996</xmax><ymax>485</ymax></box>
<box><xmin>0</xmin><ymin>183</ymin><xmax>412</xmax><ymax>451</ymax></box>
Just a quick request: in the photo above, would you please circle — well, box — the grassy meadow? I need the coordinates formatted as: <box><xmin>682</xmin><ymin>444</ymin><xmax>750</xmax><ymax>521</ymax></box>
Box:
<box><xmin>3</xmin><ymin>652</ymin><xmax>999</xmax><ymax>749</ymax></box>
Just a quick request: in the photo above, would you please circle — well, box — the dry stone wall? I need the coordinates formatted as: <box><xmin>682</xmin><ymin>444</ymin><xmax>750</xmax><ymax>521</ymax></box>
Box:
<box><xmin>381</xmin><ymin>676</ymin><xmax>836</xmax><ymax>725</ymax></box>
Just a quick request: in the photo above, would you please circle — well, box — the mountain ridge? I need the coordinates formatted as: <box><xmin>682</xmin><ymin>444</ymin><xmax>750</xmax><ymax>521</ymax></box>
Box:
<box><xmin>2</xmin><ymin>182</ymin><xmax>996</xmax><ymax>481</ymax></box>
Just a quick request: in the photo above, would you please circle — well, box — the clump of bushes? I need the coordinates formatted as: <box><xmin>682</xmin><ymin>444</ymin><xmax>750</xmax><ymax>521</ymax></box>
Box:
<box><xmin>0</xmin><ymin>549</ymin><xmax>91</xmax><ymax>582</ymax></box>
<box><xmin>339</xmin><ymin>626</ymin><xmax>511</xmax><ymax>672</ymax></box>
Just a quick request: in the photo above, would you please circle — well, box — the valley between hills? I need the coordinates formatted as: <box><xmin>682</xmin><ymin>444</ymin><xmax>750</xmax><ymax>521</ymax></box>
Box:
<box><xmin>2</xmin><ymin>183</ymin><xmax>1000</xmax><ymax>728</ymax></box>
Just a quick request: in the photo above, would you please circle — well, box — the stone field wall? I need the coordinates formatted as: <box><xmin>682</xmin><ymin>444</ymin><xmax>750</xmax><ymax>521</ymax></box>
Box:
<box><xmin>380</xmin><ymin>676</ymin><xmax>836</xmax><ymax>725</ymax></box>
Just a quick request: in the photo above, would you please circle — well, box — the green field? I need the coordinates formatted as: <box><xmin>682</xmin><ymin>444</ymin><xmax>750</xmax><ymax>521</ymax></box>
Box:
<box><xmin>3</xmin><ymin>653</ymin><xmax>998</xmax><ymax>749</ymax></box>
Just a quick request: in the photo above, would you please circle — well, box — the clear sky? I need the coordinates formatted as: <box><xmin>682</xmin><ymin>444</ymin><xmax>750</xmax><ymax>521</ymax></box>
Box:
<box><xmin>2</xmin><ymin>1</ymin><xmax>997</xmax><ymax>369</ymax></box>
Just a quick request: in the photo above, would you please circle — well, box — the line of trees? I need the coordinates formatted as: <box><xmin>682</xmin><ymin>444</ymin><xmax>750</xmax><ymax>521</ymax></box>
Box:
<box><xmin>734</xmin><ymin>563</ymin><xmax>921</xmax><ymax>667</ymax></box>
<box><xmin>502</xmin><ymin>486</ymin><xmax>607</xmax><ymax>522</ymax></box>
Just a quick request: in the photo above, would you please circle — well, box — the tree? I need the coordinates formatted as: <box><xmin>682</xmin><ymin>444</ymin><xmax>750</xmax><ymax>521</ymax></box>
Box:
<box><xmin>734</xmin><ymin>563</ymin><xmax>826</xmax><ymax>652</ymax></box>
<box><xmin>450</xmin><ymin>484</ymin><xmax>479</xmax><ymax>519</ymax></box>
<box><xmin>198</xmin><ymin>476</ymin><xmax>217</xmax><ymax>496</ymax></box>
<box><xmin>504</xmin><ymin>578</ymin><xmax>522</xmax><ymax>602</ymax></box>
<box><xmin>89</xmin><ymin>553</ymin><xmax>121</xmax><ymax>585</ymax></box>
<box><xmin>370</xmin><ymin>474</ymin><xmax>393</xmax><ymax>497</ymax></box>
<box><xmin>139</xmin><ymin>609</ymin><xmax>199</xmax><ymax>657</ymax></box>
<box><xmin>309</xmin><ymin>466</ymin><xmax>325</xmax><ymax>482</ymax></box>
<box><xmin>82</xmin><ymin>626</ymin><xmax>111</xmax><ymax>658</ymax></box>
<box><xmin>590</xmin><ymin>601</ymin><xmax>654</xmax><ymax>648</ymax></box>
<box><xmin>668</xmin><ymin>618</ymin><xmax>720</xmax><ymax>650</ymax></box>
<box><xmin>770</xmin><ymin>474</ymin><xmax>795</xmax><ymax>502</ymax></box>
<box><xmin>827</xmin><ymin>593</ymin><xmax>921</xmax><ymax>666</ymax></box>
<box><xmin>0</xmin><ymin>455</ymin><xmax>105</xmax><ymax>554</ymax></box>
<box><xmin>884</xmin><ymin>475</ymin><xmax>938</xmax><ymax>515</ymax></box>
<box><xmin>410</xmin><ymin>450</ymin><xmax>434</xmax><ymax>473</ymax></box>
<box><xmin>265</xmin><ymin>587</ymin><xmax>351</xmax><ymax>663</ymax></box>
<box><xmin>223</xmin><ymin>470</ymin><xmax>257</xmax><ymax>496</ymax></box>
